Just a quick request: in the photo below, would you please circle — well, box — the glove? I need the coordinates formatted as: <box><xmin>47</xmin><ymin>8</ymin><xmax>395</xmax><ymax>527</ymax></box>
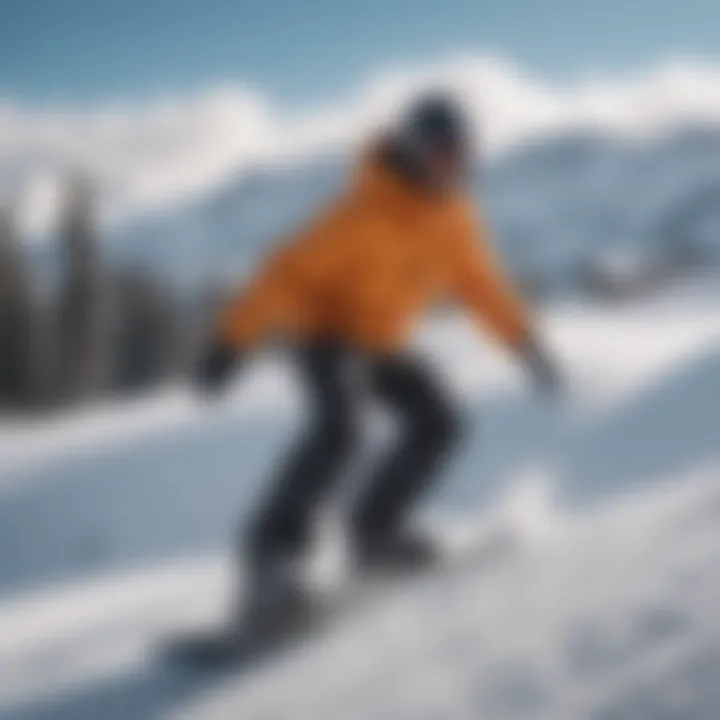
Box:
<box><xmin>519</xmin><ymin>335</ymin><xmax>562</xmax><ymax>398</ymax></box>
<box><xmin>194</xmin><ymin>339</ymin><xmax>242</xmax><ymax>395</ymax></box>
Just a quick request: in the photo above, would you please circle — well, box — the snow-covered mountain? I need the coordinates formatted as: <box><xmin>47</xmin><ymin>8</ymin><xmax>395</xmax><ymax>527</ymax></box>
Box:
<box><xmin>105</xmin><ymin>122</ymin><xmax>720</xmax><ymax>297</ymax></box>
<box><xmin>9</xmin><ymin>58</ymin><xmax>720</xmax><ymax>297</ymax></box>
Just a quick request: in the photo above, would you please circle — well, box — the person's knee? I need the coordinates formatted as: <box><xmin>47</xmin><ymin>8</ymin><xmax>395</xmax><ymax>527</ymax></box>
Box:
<box><xmin>417</xmin><ymin>402</ymin><xmax>464</xmax><ymax>451</ymax></box>
<box><xmin>243</xmin><ymin>513</ymin><xmax>307</xmax><ymax>564</ymax></box>
<box><xmin>319</xmin><ymin>410</ymin><xmax>358</xmax><ymax>460</ymax></box>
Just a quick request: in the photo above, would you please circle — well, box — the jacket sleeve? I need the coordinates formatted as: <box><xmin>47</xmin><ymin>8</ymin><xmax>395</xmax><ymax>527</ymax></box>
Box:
<box><xmin>216</xmin><ymin>202</ymin><xmax>352</xmax><ymax>349</ymax></box>
<box><xmin>450</xmin><ymin>201</ymin><xmax>531</xmax><ymax>350</ymax></box>
<box><xmin>215</xmin><ymin>251</ymin><xmax>292</xmax><ymax>349</ymax></box>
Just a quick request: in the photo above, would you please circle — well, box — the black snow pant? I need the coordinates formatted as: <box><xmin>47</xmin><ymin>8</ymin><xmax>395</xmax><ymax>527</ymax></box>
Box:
<box><xmin>246</xmin><ymin>340</ymin><xmax>462</xmax><ymax>561</ymax></box>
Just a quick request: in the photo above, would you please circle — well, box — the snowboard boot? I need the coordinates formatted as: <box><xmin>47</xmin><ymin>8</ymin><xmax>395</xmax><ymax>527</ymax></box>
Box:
<box><xmin>353</xmin><ymin>528</ymin><xmax>441</xmax><ymax>575</ymax></box>
<box><xmin>237</xmin><ymin>548</ymin><xmax>316</xmax><ymax>640</ymax></box>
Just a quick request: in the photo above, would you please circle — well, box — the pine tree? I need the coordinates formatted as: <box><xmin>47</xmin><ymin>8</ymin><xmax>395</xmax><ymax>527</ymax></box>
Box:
<box><xmin>56</xmin><ymin>175</ymin><xmax>109</xmax><ymax>403</ymax></box>
<box><xmin>111</xmin><ymin>268</ymin><xmax>183</xmax><ymax>391</ymax></box>
<box><xmin>0</xmin><ymin>204</ymin><xmax>34</xmax><ymax>407</ymax></box>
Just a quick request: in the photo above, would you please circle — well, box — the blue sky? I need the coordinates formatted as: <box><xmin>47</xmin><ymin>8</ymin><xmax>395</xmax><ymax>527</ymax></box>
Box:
<box><xmin>1</xmin><ymin>0</ymin><xmax>720</xmax><ymax>106</ymax></box>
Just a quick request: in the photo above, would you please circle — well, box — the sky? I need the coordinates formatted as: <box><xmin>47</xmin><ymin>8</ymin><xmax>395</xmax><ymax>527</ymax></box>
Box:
<box><xmin>2</xmin><ymin>0</ymin><xmax>720</xmax><ymax>106</ymax></box>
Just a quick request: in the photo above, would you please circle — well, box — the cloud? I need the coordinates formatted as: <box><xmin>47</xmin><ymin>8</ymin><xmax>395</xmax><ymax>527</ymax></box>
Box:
<box><xmin>3</xmin><ymin>55</ymin><xmax>720</xmax><ymax>237</ymax></box>
<box><xmin>0</xmin><ymin>85</ymin><xmax>276</xmax><ymax>236</ymax></box>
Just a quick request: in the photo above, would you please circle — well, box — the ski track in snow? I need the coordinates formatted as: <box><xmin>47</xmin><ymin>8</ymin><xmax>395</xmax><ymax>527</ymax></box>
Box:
<box><xmin>0</xmin><ymin>274</ymin><xmax>719</xmax><ymax>719</ymax></box>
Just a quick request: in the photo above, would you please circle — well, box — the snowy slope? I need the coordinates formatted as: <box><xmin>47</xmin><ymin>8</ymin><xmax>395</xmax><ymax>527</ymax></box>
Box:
<box><xmin>0</xmin><ymin>273</ymin><xmax>719</xmax><ymax>719</ymax></box>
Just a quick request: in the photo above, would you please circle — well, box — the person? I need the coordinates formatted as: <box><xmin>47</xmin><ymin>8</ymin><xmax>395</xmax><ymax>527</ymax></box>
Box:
<box><xmin>195</xmin><ymin>92</ymin><xmax>561</xmax><ymax>618</ymax></box>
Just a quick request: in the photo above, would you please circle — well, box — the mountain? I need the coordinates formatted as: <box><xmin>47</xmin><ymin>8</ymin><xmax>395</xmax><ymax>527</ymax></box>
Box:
<box><xmin>103</xmin><ymin>123</ymin><xmax>720</xmax><ymax>296</ymax></box>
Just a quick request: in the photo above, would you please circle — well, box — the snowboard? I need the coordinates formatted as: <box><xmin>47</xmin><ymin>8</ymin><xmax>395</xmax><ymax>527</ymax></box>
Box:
<box><xmin>160</xmin><ymin>526</ymin><xmax>518</xmax><ymax>672</ymax></box>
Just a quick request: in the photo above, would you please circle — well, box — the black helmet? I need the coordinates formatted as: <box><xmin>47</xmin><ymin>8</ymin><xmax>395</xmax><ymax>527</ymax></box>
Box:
<box><xmin>392</xmin><ymin>92</ymin><xmax>472</xmax><ymax>190</ymax></box>
<box><xmin>401</xmin><ymin>92</ymin><xmax>470</xmax><ymax>158</ymax></box>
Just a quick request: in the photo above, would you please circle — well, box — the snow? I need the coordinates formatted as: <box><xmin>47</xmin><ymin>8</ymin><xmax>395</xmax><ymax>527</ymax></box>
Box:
<box><xmin>0</xmin><ymin>273</ymin><xmax>719</xmax><ymax>719</ymax></box>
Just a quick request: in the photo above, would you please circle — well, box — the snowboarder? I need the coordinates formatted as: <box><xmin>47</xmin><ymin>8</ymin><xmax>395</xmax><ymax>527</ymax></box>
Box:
<box><xmin>194</xmin><ymin>92</ymin><xmax>561</xmax><ymax>624</ymax></box>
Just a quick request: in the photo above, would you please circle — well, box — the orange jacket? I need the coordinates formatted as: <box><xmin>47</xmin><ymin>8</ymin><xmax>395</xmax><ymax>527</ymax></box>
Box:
<box><xmin>218</xmin><ymin>150</ymin><xmax>530</xmax><ymax>354</ymax></box>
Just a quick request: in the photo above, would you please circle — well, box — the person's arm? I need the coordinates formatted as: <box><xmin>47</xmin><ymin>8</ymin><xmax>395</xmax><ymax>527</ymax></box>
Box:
<box><xmin>195</xmin><ymin>337</ymin><xmax>241</xmax><ymax>393</ymax></box>
<box><xmin>194</xmin><ymin>202</ymin><xmax>352</xmax><ymax>394</ymax></box>
<box><xmin>193</xmin><ymin>257</ymin><xmax>286</xmax><ymax>394</ymax></box>
<box><xmin>450</xmin><ymin>201</ymin><xmax>561</xmax><ymax>396</ymax></box>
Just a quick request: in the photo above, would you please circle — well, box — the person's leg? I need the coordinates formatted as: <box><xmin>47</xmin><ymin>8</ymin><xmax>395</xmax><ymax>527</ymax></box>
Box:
<box><xmin>246</xmin><ymin>340</ymin><xmax>360</xmax><ymax>565</ymax></box>
<box><xmin>351</xmin><ymin>355</ymin><xmax>463</xmax><ymax>554</ymax></box>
